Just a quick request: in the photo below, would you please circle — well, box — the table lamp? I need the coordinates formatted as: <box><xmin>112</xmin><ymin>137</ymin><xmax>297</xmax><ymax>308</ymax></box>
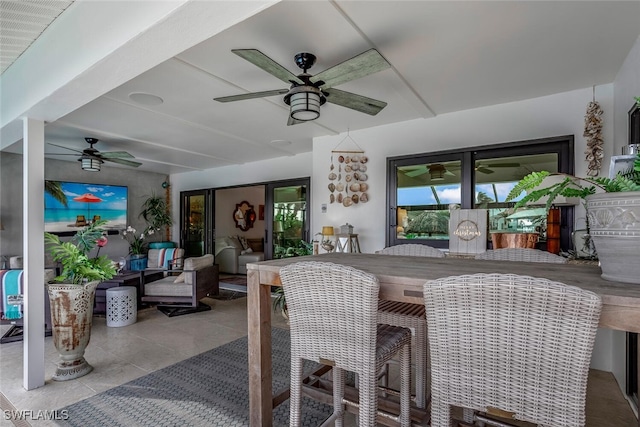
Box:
<box><xmin>321</xmin><ymin>226</ymin><xmax>335</xmax><ymax>252</ymax></box>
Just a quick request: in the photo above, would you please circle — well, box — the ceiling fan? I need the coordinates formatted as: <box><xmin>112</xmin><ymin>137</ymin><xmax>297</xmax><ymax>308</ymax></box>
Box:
<box><xmin>214</xmin><ymin>48</ymin><xmax>391</xmax><ymax>125</ymax></box>
<box><xmin>403</xmin><ymin>164</ymin><xmax>456</xmax><ymax>179</ymax></box>
<box><xmin>474</xmin><ymin>162</ymin><xmax>520</xmax><ymax>174</ymax></box>
<box><xmin>47</xmin><ymin>138</ymin><xmax>142</xmax><ymax>172</ymax></box>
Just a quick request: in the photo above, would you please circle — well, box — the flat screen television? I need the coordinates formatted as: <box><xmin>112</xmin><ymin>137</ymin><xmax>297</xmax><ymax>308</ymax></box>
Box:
<box><xmin>45</xmin><ymin>181</ymin><xmax>127</xmax><ymax>235</ymax></box>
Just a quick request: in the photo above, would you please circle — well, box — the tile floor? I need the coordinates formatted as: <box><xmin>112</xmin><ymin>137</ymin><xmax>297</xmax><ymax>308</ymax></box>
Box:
<box><xmin>0</xmin><ymin>291</ymin><xmax>637</xmax><ymax>427</ymax></box>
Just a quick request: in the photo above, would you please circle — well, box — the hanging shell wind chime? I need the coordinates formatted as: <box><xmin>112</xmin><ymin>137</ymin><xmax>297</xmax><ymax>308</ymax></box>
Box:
<box><xmin>583</xmin><ymin>98</ymin><xmax>603</xmax><ymax>176</ymax></box>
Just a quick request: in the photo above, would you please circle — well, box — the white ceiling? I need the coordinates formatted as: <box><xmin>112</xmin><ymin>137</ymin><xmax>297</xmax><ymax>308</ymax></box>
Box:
<box><xmin>3</xmin><ymin>1</ymin><xmax>640</xmax><ymax>175</ymax></box>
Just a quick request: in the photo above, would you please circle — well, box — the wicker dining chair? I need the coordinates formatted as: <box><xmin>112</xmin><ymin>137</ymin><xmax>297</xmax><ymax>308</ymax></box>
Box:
<box><xmin>474</xmin><ymin>248</ymin><xmax>568</xmax><ymax>264</ymax></box>
<box><xmin>375</xmin><ymin>243</ymin><xmax>444</xmax><ymax>408</ymax></box>
<box><xmin>280</xmin><ymin>261</ymin><xmax>412</xmax><ymax>427</ymax></box>
<box><xmin>423</xmin><ymin>273</ymin><xmax>602</xmax><ymax>427</ymax></box>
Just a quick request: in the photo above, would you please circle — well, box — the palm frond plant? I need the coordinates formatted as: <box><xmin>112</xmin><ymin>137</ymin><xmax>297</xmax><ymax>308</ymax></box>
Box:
<box><xmin>45</xmin><ymin>219</ymin><xmax>117</xmax><ymax>284</ymax></box>
<box><xmin>139</xmin><ymin>193</ymin><xmax>173</xmax><ymax>241</ymax></box>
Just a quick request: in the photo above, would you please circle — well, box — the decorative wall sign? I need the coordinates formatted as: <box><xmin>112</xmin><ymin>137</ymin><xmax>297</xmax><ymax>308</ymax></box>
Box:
<box><xmin>449</xmin><ymin>209</ymin><xmax>488</xmax><ymax>254</ymax></box>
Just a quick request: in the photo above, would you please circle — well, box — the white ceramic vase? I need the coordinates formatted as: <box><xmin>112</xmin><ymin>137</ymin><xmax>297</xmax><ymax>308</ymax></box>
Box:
<box><xmin>586</xmin><ymin>191</ymin><xmax>640</xmax><ymax>284</ymax></box>
<box><xmin>46</xmin><ymin>281</ymin><xmax>98</xmax><ymax>381</ymax></box>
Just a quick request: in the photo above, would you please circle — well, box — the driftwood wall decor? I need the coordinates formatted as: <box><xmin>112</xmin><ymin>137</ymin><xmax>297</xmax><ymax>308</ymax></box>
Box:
<box><xmin>583</xmin><ymin>96</ymin><xmax>604</xmax><ymax>176</ymax></box>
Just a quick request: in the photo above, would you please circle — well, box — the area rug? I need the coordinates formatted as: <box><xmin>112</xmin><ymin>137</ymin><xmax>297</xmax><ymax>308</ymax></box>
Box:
<box><xmin>209</xmin><ymin>288</ymin><xmax>246</xmax><ymax>301</ymax></box>
<box><xmin>56</xmin><ymin>328</ymin><xmax>332</xmax><ymax>427</ymax></box>
<box><xmin>218</xmin><ymin>275</ymin><xmax>247</xmax><ymax>287</ymax></box>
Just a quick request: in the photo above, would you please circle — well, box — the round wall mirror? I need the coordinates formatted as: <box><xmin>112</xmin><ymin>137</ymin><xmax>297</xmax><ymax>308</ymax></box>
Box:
<box><xmin>234</xmin><ymin>201</ymin><xmax>256</xmax><ymax>231</ymax></box>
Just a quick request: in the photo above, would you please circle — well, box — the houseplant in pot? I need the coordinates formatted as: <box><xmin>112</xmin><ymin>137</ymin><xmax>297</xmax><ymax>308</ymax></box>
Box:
<box><xmin>139</xmin><ymin>193</ymin><xmax>173</xmax><ymax>249</ymax></box>
<box><xmin>122</xmin><ymin>225</ymin><xmax>148</xmax><ymax>270</ymax></box>
<box><xmin>506</xmin><ymin>150</ymin><xmax>640</xmax><ymax>284</ymax></box>
<box><xmin>44</xmin><ymin>219</ymin><xmax>116</xmax><ymax>380</ymax></box>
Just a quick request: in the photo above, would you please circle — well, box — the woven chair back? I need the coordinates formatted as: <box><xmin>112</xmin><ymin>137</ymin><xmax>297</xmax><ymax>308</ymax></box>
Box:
<box><xmin>475</xmin><ymin>248</ymin><xmax>567</xmax><ymax>263</ymax></box>
<box><xmin>280</xmin><ymin>261</ymin><xmax>379</xmax><ymax>372</ymax></box>
<box><xmin>424</xmin><ymin>273</ymin><xmax>601</xmax><ymax>427</ymax></box>
<box><xmin>377</xmin><ymin>244</ymin><xmax>445</xmax><ymax>258</ymax></box>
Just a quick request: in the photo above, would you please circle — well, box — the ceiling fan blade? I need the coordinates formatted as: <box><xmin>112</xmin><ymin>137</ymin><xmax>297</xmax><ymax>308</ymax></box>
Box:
<box><xmin>476</xmin><ymin>167</ymin><xmax>494</xmax><ymax>174</ymax></box>
<box><xmin>405</xmin><ymin>167</ymin><xmax>428</xmax><ymax>178</ymax></box>
<box><xmin>47</xmin><ymin>142</ymin><xmax>84</xmax><ymax>154</ymax></box>
<box><xmin>214</xmin><ymin>88</ymin><xmax>289</xmax><ymax>103</ymax></box>
<box><xmin>445</xmin><ymin>170</ymin><xmax>456</xmax><ymax>176</ymax></box>
<box><xmin>324</xmin><ymin>88</ymin><xmax>387</xmax><ymax>116</ymax></box>
<box><xmin>99</xmin><ymin>151</ymin><xmax>135</xmax><ymax>159</ymax></box>
<box><xmin>311</xmin><ymin>49</ymin><xmax>390</xmax><ymax>89</ymax></box>
<box><xmin>103</xmin><ymin>158</ymin><xmax>142</xmax><ymax>168</ymax></box>
<box><xmin>232</xmin><ymin>49</ymin><xmax>303</xmax><ymax>85</ymax></box>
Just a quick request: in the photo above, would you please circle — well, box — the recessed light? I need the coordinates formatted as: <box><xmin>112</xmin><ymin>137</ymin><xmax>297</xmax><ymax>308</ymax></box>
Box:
<box><xmin>129</xmin><ymin>92</ymin><xmax>164</xmax><ymax>106</ymax></box>
<box><xmin>270</xmin><ymin>140</ymin><xmax>292</xmax><ymax>147</ymax></box>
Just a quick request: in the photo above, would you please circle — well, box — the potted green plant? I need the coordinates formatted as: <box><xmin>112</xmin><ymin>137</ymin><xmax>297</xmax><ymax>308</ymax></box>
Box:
<box><xmin>139</xmin><ymin>193</ymin><xmax>173</xmax><ymax>249</ymax></box>
<box><xmin>44</xmin><ymin>219</ymin><xmax>117</xmax><ymax>380</ymax></box>
<box><xmin>506</xmin><ymin>150</ymin><xmax>640</xmax><ymax>284</ymax></box>
<box><xmin>121</xmin><ymin>225</ymin><xmax>148</xmax><ymax>270</ymax></box>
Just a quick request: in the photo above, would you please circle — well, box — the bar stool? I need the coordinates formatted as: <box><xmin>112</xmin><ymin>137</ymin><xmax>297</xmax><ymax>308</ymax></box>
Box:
<box><xmin>424</xmin><ymin>273</ymin><xmax>601</xmax><ymax>427</ymax></box>
<box><xmin>376</xmin><ymin>243</ymin><xmax>445</xmax><ymax>409</ymax></box>
<box><xmin>281</xmin><ymin>261</ymin><xmax>412</xmax><ymax>427</ymax></box>
<box><xmin>106</xmin><ymin>286</ymin><xmax>137</xmax><ymax>327</ymax></box>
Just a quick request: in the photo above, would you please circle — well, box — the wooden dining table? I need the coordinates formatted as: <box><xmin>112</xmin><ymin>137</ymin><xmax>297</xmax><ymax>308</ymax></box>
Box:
<box><xmin>247</xmin><ymin>252</ymin><xmax>640</xmax><ymax>427</ymax></box>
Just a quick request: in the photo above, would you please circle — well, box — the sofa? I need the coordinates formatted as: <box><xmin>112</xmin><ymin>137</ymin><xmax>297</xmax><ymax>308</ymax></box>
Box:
<box><xmin>141</xmin><ymin>254</ymin><xmax>219</xmax><ymax>308</ymax></box>
<box><xmin>215</xmin><ymin>236</ymin><xmax>264</xmax><ymax>274</ymax></box>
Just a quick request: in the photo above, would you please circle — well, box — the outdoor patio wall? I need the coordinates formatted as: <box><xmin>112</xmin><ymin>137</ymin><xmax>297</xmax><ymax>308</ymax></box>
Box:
<box><xmin>0</xmin><ymin>152</ymin><xmax>169</xmax><ymax>261</ymax></box>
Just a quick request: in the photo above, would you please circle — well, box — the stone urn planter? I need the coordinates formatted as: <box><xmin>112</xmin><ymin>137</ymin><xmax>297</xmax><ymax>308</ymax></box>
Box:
<box><xmin>46</xmin><ymin>280</ymin><xmax>99</xmax><ymax>381</ymax></box>
<box><xmin>587</xmin><ymin>191</ymin><xmax>640</xmax><ymax>284</ymax></box>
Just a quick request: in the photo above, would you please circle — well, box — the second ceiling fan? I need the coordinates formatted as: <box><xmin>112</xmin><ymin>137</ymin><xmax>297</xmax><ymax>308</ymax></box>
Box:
<box><xmin>214</xmin><ymin>48</ymin><xmax>391</xmax><ymax>125</ymax></box>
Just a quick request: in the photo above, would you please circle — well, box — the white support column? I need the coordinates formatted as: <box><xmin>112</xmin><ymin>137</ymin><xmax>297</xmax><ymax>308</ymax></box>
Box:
<box><xmin>23</xmin><ymin>117</ymin><xmax>46</xmax><ymax>390</ymax></box>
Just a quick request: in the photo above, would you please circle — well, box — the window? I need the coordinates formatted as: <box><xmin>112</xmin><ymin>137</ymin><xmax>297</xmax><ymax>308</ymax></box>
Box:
<box><xmin>387</xmin><ymin>136</ymin><xmax>574</xmax><ymax>250</ymax></box>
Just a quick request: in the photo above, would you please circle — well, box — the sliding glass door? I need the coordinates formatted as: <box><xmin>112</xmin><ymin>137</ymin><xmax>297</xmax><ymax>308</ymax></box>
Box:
<box><xmin>180</xmin><ymin>189</ymin><xmax>213</xmax><ymax>257</ymax></box>
<box><xmin>265</xmin><ymin>178</ymin><xmax>310</xmax><ymax>259</ymax></box>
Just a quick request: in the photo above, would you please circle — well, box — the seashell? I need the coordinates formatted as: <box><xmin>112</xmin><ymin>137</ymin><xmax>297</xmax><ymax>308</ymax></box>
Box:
<box><xmin>351</xmin><ymin>163</ymin><xmax>360</xmax><ymax>171</ymax></box>
<box><xmin>359</xmin><ymin>183</ymin><xmax>368</xmax><ymax>192</ymax></box>
<box><xmin>345</xmin><ymin>156</ymin><xmax>351</xmax><ymax>163</ymax></box>
<box><xmin>338</xmin><ymin>173</ymin><xmax>342</xmax><ymax>181</ymax></box>
<box><xmin>359</xmin><ymin>164</ymin><xmax>367</xmax><ymax>172</ymax></box>
<box><xmin>352</xmin><ymin>194</ymin><xmax>359</xmax><ymax>204</ymax></box>
<box><xmin>351</xmin><ymin>155</ymin><xmax>360</xmax><ymax>163</ymax></box>
<box><xmin>350</xmin><ymin>183</ymin><xmax>360</xmax><ymax>192</ymax></box>
<box><xmin>358</xmin><ymin>173</ymin><xmax>368</xmax><ymax>182</ymax></box>
<box><xmin>328</xmin><ymin>172</ymin><xmax>337</xmax><ymax>180</ymax></box>
<box><xmin>360</xmin><ymin>156</ymin><xmax>368</xmax><ymax>163</ymax></box>
<box><xmin>338</xmin><ymin>155</ymin><xmax>344</xmax><ymax>163</ymax></box>
<box><xmin>329</xmin><ymin>194</ymin><xmax>335</xmax><ymax>203</ymax></box>
<box><xmin>354</xmin><ymin>172</ymin><xmax>360</xmax><ymax>180</ymax></box>
<box><xmin>360</xmin><ymin>192</ymin><xmax>369</xmax><ymax>203</ymax></box>
<box><xmin>328</xmin><ymin>183</ymin><xmax>335</xmax><ymax>192</ymax></box>
<box><xmin>336</xmin><ymin>183</ymin><xmax>345</xmax><ymax>192</ymax></box>
<box><xmin>337</xmin><ymin>193</ymin><xmax>343</xmax><ymax>203</ymax></box>
<box><xmin>344</xmin><ymin>165</ymin><xmax>352</xmax><ymax>172</ymax></box>
<box><xmin>330</xmin><ymin>163</ymin><xmax>334</xmax><ymax>170</ymax></box>
<box><xmin>343</xmin><ymin>197</ymin><xmax>353</xmax><ymax>207</ymax></box>
<box><xmin>345</xmin><ymin>174</ymin><xmax>353</xmax><ymax>182</ymax></box>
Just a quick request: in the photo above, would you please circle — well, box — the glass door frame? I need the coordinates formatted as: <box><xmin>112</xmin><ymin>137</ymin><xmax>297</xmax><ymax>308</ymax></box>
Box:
<box><xmin>387</xmin><ymin>135</ymin><xmax>574</xmax><ymax>249</ymax></box>
<box><xmin>179</xmin><ymin>189</ymin><xmax>214</xmax><ymax>257</ymax></box>
<box><xmin>265</xmin><ymin>177</ymin><xmax>311</xmax><ymax>260</ymax></box>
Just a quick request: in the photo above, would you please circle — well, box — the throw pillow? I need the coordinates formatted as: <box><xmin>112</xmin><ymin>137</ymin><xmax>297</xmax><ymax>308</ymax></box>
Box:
<box><xmin>241</xmin><ymin>248</ymin><xmax>253</xmax><ymax>255</ymax></box>
<box><xmin>226</xmin><ymin>236</ymin><xmax>243</xmax><ymax>249</ymax></box>
<box><xmin>173</xmin><ymin>273</ymin><xmax>185</xmax><ymax>283</ymax></box>
<box><xmin>237</xmin><ymin>235</ymin><xmax>250</xmax><ymax>250</ymax></box>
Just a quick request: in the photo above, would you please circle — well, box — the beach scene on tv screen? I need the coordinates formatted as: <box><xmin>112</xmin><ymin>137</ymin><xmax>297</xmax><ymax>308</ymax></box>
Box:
<box><xmin>45</xmin><ymin>181</ymin><xmax>127</xmax><ymax>233</ymax></box>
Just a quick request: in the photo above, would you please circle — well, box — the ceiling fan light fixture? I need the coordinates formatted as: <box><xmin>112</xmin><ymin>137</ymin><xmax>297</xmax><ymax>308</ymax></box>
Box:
<box><xmin>80</xmin><ymin>156</ymin><xmax>102</xmax><ymax>172</ymax></box>
<box><xmin>284</xmin><ymin>85</ymin><xmax>325</xmax><ymax>121</ymax></box>
<box><xmin>429</xmin><ymin>164</ymin><xmax>446</xmax><ymax>181</ymax></box>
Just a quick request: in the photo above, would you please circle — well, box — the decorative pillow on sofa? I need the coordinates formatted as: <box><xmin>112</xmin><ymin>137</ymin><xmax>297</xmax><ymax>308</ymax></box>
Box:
<box><xmin>225</xmin><ymin>236</ymin><xmax>243</xmax><ymax>250</ymax></box>
<box><xmin>173</xmin><ymin>272</ymin><xmax>185</xmax><ymax>283</ymax></box>
<box><xmin>237</xmin><ymin>235</ymin><xmax>250</xmax><ymax>250</ymax></box>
